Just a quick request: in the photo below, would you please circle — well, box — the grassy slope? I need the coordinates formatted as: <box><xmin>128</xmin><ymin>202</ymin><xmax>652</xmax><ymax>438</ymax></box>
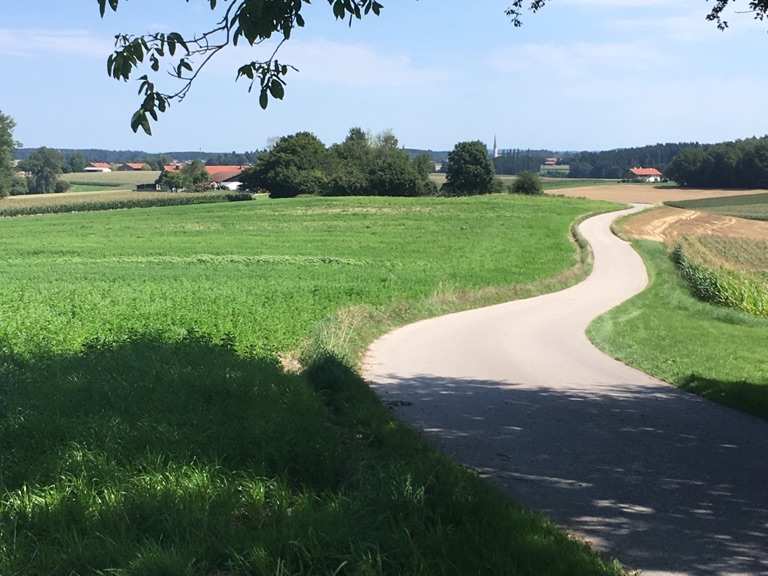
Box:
<box><xmin>589</xmin><ymin>240</ymin><xmax>768</xmax><ymax>420</ymax></box>
<box><xmin>667</xmin><ymin>192</ymin><xmax>768</xmax><ymax>221</ymax></box>
<box><xmin>0</xmin><ymin>195</ymin><xmax>622</xmax><ymax>576</ymax></box>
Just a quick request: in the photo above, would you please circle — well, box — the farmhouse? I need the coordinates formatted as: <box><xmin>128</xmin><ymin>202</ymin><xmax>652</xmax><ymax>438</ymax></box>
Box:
<box><xmin>84</xmin><ymin>162</ymin><xmax>112</xmax><ymax>173</ymax></box>
<box><xmin>626</xmin><ymin>167</ymin><xmax>663</xmax><ymax>183</ymax></box>
<box><xmin>118</xmin><ymin>162</ymin><xmax>148</xmax><ymax>171</ymax></box>
<box><xmin>206</xmin><ymin>165</ymin><xmax>248</xmax><ymax>191</ymax></box>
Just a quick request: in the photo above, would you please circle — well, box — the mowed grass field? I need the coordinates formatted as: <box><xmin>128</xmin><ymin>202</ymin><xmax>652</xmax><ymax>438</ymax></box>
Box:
<box><xmin>62</xmin><ymin>170</ymin><xmax>162</xmax><ymax>188</ymax></box>
<box><xmin>667</xmin><ymin>192</ymin><xmax>768</xmax><ymax>221</ymax></box>
<box><xmin>589</xmin><ymin>240</ymin><xmax>768</xmax><ymax>420</ymax></box>
<box><xmin>0</xmin><ymin>195</ymin><xmax>623</xmax><ymax>575</ymax></box>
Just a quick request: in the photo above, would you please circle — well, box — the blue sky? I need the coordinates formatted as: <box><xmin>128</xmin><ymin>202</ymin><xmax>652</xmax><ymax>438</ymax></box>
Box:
<box><xmin>1</xmin><ymin>0</ymin><xmax>767</xmax><ymax>152</ymax></box>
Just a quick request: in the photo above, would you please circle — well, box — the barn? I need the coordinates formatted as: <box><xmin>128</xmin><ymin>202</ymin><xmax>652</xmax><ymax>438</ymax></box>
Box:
<box><xmin>626</xmin><ymin>167</ymin><xmax>663</xmax><ymax>183</ymax></box>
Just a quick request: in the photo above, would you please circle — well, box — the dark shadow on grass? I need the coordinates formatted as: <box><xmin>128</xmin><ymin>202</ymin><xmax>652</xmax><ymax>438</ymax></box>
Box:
<box><xmin>679</xmin><ymin>374</ymin><xmax>768</xmax><ymax>422</ymax></box>
<box><xmin>0</xmin><ymin>336</ymin><xmax>620</xmax><ymax>576</ymax></box>
<box><xmin>370</xmin><ymin>372</ymin><xmax>768</xmax><ymax>576</ymax></box>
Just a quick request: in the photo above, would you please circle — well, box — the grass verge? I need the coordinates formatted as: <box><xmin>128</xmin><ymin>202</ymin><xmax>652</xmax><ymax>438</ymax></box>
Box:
<box><xmin>589</xmin><ymin>240</ymin><xmax>768</xmax><ymax>420</ymax></box>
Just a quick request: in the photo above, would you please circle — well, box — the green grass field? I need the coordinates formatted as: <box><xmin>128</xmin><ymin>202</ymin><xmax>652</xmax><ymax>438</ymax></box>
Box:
<box><xmin>0</xmin><ymin>195</ymin><xmax>622</xmax><ymax>575</ymax></box>
<box><xmin>63</xmin><ymin>170</ymin><xmax>161</xmax><ymax>188</ymax></box>
<box><xmin>589</xmin><ymin>240</ymin><xmax>768</xmax><ymax>420</ymax></box>
<box><xmin>67</xmin><ymin>182</ymin><xmax>124</xmax><ymax>193</ymax></box>
<box><xmin>667</xmin><ymin>192</ymin><xmax>768</xmax><ymax>221</ymax></box>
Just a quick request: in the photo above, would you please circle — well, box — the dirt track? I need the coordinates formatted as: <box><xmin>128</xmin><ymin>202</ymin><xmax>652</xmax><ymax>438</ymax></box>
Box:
<box><xmin>548</xmin><ymin>184</ymin><xmax>768</xmax><ymax>204</ymax></box>
<box><xmin>364</xmin><ymin>207</ymin><xmax>768</xmax><ymax>576</ymax></box>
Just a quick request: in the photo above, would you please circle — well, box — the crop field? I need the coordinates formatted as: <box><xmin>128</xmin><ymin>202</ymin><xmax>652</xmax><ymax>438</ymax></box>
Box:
<box><xmin>0</xmin><ymin>189</ymin><xmax>231</xmax><ymax>217</ymax></box>
<box><xmin>680</xmin><ymin>235</ymin><xmax>768</xmax><ymax>276</ymax></box>
<box><xmin>0</xmin><ymin>195</ymin><xmax>622</xmax><ymax>575</ymax></box>
<box><xmin>667</xmin><ymin>192</ymin><xmax>768</xmax><ymax>221</ymax></box>
<box><xmin>589</xmin><ymin>240</ymin><xmax>768</xmax><ymax>420</ymax></box>
<box><xmin>62</xmin><ymin>170</ymin><xmax>162</xmax><ymax>188</ymax></box>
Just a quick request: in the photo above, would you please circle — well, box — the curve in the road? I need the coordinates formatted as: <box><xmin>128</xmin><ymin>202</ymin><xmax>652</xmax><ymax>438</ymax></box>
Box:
<box><xmin>363</xmin><ymin>207</ymin><xmax>768</xmax><ymax>576</ymax></box>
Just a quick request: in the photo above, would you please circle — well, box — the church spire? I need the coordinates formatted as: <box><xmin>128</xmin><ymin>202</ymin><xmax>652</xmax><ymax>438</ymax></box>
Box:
<box><xmin>493</xmin><ymin>135</ymin><xmax>499</xmax><ymax>159</ymax></box>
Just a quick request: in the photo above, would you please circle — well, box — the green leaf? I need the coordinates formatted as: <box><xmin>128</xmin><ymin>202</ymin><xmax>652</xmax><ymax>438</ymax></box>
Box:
<box><xmin>259</xmin><ymin>90</ymin><xmax>269</xmax><ymax>110</ymax></box>
<box><xmin>269</xmin><ymin>79</ymin><xmax>285</xmax><ymax>99</ymax></box>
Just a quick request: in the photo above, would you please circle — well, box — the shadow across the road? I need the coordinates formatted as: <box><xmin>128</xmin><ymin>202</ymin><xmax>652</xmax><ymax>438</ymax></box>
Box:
<box><xmin>372</xmin><ymin>373</ymin><xmax>768</xmax><ymax>576</ymax></box>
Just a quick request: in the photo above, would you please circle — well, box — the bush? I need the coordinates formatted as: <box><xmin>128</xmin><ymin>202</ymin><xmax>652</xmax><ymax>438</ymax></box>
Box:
<box><xmin>54</xmin><ymin>180</ymin><xmax>71</xmax><ymax>194</ymax></box>
<box><xmin>512</xmin><ymin>171</ymin><xmax>543</xmax><ymax>195</ymax></box>
<box><xmin>323</xmin><ymin>168</ymin><xmax>369</xmax><ymax>197</ymax></box>
<box><xmin>9</xmin><ymin>177</ymin><xmax>28</xmax><ymax>196</ymax></box>
<box><xmin>225</xmin><ymin>192</ymin><xmax>255</xmax><ymax>202</ymax></box>
<box><xmin>442</xmin><ymin>141</ymin><xmax>495</xmax><ymax>196</ymax></box>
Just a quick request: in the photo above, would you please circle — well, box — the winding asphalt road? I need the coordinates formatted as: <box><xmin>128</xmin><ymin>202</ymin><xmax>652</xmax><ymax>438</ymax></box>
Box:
<box><xmin>363</xmin><ymin>207</ymin><xmax>768</xmax><ymax>576</ymax></box>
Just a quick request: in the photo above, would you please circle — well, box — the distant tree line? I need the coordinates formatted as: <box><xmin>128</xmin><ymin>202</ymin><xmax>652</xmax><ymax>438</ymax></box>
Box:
<box><xmin>14</xmin><ymin>148</ymin><xmax>261</xmax><ymax>167</ymax></box>
<box><xmin>567</xmin><ymin>143</ymin><xmax>697</xmax><ymax>179</ymax></box>
<box><xmin>665</xmin><ymin>137</ymin><xmax>768</xmax><ymax>188</ymax></box>
<box><xmin>490</xmin><ymin>143</ymin><xmax>698</xmax><ymax>178</ymax></box>
<box><xmin>494</xmin><ymin>150</ymin><xmax>555</xmax><ymax>175</ymax></box>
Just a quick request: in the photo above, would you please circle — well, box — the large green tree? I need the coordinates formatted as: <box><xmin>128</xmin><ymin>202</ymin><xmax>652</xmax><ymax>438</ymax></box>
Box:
<box><xmin>21</xmin><ymin>148</ymin><xmax>64</xmax><ymax>194</ymax></box>
<box><xmin>98</xmin><ymin>0</ymin><xmax>767</xmax><ymax>134</ymax></box>
<box><xmin>443</xmin><ymin>141</ymin><xmax>495</xmax><ymax>196</ymax></box>
<box><xmin>0</xmin><ymin>111</ymin><xmax>17</xmax><ymax>198</ymax></box>
<box><xmin>242</xmin><ymin>131</ymin><xmax>329</xmax><ymax>197</ymax></box>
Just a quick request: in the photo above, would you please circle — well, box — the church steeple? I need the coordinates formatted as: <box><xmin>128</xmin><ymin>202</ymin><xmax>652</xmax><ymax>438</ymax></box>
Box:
<box><xmin>493</xmin><ymin>135</ymin><xmax>499</xmax><ymax>159</ymax></box>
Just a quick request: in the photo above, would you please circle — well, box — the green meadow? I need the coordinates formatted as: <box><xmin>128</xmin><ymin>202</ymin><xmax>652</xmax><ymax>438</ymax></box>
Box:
<box><xmin>0</xmin><ymin>195</ymin><xmax>623</xmax><ymax>575</ymax></box>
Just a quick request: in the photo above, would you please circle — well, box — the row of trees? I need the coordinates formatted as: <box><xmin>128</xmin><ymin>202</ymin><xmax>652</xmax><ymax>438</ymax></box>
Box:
<box><xmin>241</xmin><ymin>133</ymin><xmax>541</xmax><ymax>198</ymax></box>
<box><xmin>15</xmin><ymin>148</ymin><xmax>261</xmax><ymax>167</ymax></box>
<box><xmin>242</xmin><ymin>129</ymin><xmax>437</xmax><ymax>198</ymax></box>
<box><xmin>665</xmin><ymin>137</ymin><xmax>768</xmax><ymax>188</ymax></box>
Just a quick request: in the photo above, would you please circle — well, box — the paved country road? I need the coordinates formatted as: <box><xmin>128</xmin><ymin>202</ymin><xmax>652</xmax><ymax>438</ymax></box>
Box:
<box><xmin>363</xmin><ymin>207</ymin><xmax>768</xmax><ymax>576</ymax></box>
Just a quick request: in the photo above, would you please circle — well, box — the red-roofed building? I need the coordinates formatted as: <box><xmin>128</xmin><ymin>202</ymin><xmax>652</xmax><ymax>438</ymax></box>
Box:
<box><xmin>205</xmin><ymin>165</ymin><xmax>248</xmax><ymax>191</ymax></box>
<box><xmin>118</xmin><ymin>162</ymin><xmax>148</xmax><ymax>171</ymax></box>
<box><xmin>626</xmin><ymin>167</ymin><xmax>663</xmax><ymax>183</ymax></box>
<box><xmin>84</xmin><ymin>162</ymin><xmax>112</xmax><ymax>173</ymax></box>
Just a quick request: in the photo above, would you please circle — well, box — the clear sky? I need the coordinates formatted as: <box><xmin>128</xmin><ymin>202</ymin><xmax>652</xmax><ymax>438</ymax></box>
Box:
<box><xmin>1</xmin><ymin>0</ymin><xmax>767</xmax><ymax>152</ymax></box>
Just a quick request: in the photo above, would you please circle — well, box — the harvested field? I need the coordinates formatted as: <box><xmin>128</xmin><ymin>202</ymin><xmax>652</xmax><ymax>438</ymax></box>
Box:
<box><xmin>620</xmin><ymin>206</ymin><xmax>768</xmax><ymax>244</ymax></box>
<box><xmin>549</xmin><ymin>184</ymin><xmax>768</xmax><ymax>204</ymax></box>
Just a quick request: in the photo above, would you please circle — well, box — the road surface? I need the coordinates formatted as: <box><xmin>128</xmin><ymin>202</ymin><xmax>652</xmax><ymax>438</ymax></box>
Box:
<box><xmin>364</xmin><ymin>207</ymin><xmax>768</xmax><ymax>576</ymax></box>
